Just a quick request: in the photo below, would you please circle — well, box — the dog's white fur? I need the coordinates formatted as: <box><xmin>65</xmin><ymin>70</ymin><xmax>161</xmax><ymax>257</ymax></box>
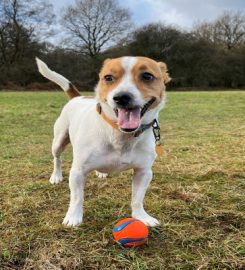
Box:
<box><xmin>36</xmin><ymin>57</ymin><xmax>166</xmax><ymax>227</ymax></box>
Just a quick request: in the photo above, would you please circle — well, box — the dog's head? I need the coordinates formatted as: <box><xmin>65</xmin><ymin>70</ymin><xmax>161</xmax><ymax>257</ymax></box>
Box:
<box><xmin>96</xmin><ymin>56</ymin><xmax>171</xmax><ymax>133</ymax></box>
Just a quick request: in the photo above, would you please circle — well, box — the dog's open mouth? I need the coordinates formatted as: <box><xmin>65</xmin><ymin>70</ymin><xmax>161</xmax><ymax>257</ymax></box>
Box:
<box><xmin>114</xmin><ymin>97</ymin><xmax>156</xmax><ymax>132</ymax></box>
<box><xmin>115</xmin><ymin>107</ymin><xmax>141</xmax><ymax>131</ymax></box>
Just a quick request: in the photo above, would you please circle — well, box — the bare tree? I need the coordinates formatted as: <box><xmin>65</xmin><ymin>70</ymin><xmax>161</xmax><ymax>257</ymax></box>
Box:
<box><xmin>62</xmin><ymin>0</ymin><xmax>132</xmax><ymax>57</ymax></box>
<box><xmin>215</xmin><ymin>11</ymin><xmax>245</xmax><ymax>50</ymax></box>
<box><xmin>192</xmin><ymin>22</ymin><xmax>220</xmax><ymax>44</ymax></box>
<box><xmin>0</xmin><ymin>0</ymin><xmax>55</xmax><ymax>65</ymax></box>
<box><xmin>193</xmin><ymin>11</ymin><xmax>245</xmax><ymax>50</ymax></box>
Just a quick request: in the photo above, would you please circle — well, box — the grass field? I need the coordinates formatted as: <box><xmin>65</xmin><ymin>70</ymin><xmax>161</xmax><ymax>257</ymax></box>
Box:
<box><xmin>0</xmin><ymin>91</ymin><xmax>245</xmax><ymax>270</ymax></box>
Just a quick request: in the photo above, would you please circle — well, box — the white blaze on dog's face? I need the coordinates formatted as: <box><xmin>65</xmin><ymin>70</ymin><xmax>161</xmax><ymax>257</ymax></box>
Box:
<box><xmin>97</xmin><ymin>56</ymin><xmax>171</xmax><ymax>132</ymax></box>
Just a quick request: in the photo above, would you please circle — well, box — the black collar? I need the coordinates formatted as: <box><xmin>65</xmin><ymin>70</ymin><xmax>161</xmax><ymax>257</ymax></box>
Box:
<box><xmin>134</xmin><ymin>119</ymin><xmax>161</xmax><ymax>146</ymax></box>
<box><xmin>134</xmin><ymin>120</ymin><xmax>155</xmax><ymax>137</ymax></box>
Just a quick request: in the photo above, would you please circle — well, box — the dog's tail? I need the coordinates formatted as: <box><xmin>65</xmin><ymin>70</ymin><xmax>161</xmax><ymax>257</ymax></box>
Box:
<box><xmin>35</xmin><ymin>57</ymin><xmax>80</xmax><ymax>99</ymax></box>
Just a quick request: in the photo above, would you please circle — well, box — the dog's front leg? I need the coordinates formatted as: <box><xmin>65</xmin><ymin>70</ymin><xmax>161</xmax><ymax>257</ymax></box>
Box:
<box><xmin>131</xmin><ymin>168</ymin><xmax>160</xmax><ymax>227</ymax></box>
<box><xmin>63</xmin><ymin>168</ymin><xmax>86</xmax><ymax>227</ymax></box>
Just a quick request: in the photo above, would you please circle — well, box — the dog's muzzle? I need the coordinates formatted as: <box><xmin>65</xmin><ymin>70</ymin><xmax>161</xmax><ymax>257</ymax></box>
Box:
<box><xmin>113</xmin><ymin>94</ymin><xmax>156</xmax><ymax>133</ymax></box>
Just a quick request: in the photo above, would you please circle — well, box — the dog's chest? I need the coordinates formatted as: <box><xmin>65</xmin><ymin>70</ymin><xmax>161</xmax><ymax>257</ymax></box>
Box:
<box><xmin>92</xmin><ymin>141</ymin><xmax>139</xmax><ymax>173</ymax></box>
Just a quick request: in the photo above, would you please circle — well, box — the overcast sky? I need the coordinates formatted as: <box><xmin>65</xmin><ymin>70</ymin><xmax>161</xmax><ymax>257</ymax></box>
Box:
<box><xmin>52</xmin><ymin>0</ymin><xmax>245</xmax><ymax>30</ymax></box>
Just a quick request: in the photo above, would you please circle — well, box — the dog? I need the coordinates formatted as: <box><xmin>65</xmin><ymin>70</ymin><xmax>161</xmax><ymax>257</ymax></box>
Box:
<box><xmin>36</xmin><ymin>56</ymin><xmax>171</xmax><ymax>227</ymax></box>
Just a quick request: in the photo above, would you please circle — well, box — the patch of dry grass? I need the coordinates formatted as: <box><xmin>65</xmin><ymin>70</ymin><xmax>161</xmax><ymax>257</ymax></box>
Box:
<box><xmin>0</xmin><ymin>91</ymin><xmax>245</xmax><ymax>269</ymax></box>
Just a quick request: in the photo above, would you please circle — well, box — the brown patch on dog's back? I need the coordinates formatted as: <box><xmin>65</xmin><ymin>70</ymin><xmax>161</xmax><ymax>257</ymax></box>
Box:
<box><xmin>66</xmin><ymin>83</ymin><xmax>81</xmax><ymax>99</ymax></box>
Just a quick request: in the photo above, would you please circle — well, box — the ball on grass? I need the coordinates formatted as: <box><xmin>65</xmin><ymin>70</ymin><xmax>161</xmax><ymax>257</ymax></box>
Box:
<box><xmin>113</xmin><ymin>218</ymin><xmax>149</xmax><ymax>247</ymax></box>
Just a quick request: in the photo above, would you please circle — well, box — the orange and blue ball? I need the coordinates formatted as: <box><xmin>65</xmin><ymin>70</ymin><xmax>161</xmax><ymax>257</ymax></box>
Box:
<box><xmin>113</xmin><ymin>218</ymin><xmax>149</xmax><ymax>247</ymax></box>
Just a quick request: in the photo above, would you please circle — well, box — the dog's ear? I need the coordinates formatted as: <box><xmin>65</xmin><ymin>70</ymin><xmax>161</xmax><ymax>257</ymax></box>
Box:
<box><xmin>158</xmin><ymin>62</ymin><xmax>171</xmax><ymax>84</ymax></box>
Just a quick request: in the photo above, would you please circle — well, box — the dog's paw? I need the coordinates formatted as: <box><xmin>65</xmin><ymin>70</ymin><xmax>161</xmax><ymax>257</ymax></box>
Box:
<box><xmin>49</xmin><ymin>171</ymin><xmax>63</xmax><ymax>184</ymax></box>
<box><xmin>95</xmin><ymin>171</ymin><xmax>108</xmax><ymax>178</ymax></box>
<box><xmin>62</xmin><ymin>210</ymin><xmax>83</xmax><ymax>227</ymax></box>
<box><xmin>132</xmin><ymin>212</ymin><xmax>160</xmax><ymax>227</ymax></box>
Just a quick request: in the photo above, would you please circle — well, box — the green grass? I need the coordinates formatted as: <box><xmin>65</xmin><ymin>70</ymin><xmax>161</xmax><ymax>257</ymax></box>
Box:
<box><xmin>0</xmin><ymin>91</ymin><xmax>245</xmax><ymax>270</ymax></box>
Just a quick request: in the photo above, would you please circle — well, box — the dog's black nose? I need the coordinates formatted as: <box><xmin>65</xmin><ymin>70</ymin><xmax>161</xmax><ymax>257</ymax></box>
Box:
<box><xmin>113</xmin><ymin>93</ymin><xmax>133</xmax><ymax>107</ymax></box>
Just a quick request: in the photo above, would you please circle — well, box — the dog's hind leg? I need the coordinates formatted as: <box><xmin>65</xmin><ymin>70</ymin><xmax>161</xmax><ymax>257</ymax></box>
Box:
<box><xmin>50</xmin><ymin>117</ymin><xmax>70</xmax><ymax>184</ymax></box>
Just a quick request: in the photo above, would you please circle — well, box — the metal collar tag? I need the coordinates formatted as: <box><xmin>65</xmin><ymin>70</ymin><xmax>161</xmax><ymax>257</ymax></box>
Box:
<box><xmin>152</xmin><ymin>119</ymin><xmax>161</xmax><ymax>144</ymax></box>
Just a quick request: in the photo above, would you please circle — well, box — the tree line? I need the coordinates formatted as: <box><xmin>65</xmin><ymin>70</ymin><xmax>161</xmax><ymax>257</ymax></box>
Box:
<box><xmin>0</xmin><ymin>0</ymin><xmax>245</xmax><ymax>91</ymax></box>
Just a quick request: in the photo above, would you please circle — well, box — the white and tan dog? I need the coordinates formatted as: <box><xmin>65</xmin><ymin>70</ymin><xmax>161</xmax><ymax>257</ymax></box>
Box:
<box><xmin>36</xmin><ymin>56</ymin><xmax>170</xmax><ymax>227</ymax></box>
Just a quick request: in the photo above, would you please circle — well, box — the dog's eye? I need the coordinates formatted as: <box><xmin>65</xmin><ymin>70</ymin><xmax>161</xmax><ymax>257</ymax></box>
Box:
<box><xmin>104</xmin><ymin>75</ymin><xmax>114</xmax><ymax>82</ymax></box>
<box><xmin>140</xmin><ymin>72</ymin><xmax>155</xmax><ymax>82</ymax></box>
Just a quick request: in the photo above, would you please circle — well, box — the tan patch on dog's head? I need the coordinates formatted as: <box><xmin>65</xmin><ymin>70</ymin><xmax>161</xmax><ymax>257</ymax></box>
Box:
<box><xmin>98</xmin><ymin>58</ymin><xmax>124</xmax><ymax>101</ymax></box>
<box><xmin>98</xmin><ymin>56</ymin><xmax>170</xmax><ymax>108</ymax></box>
<box><xmin>131</xmin><ymin>57</ymin><xmax>170</xmax><ymax>108</ymax></box>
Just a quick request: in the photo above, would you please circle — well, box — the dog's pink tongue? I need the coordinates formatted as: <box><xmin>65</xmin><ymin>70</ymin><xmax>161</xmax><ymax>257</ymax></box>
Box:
<box><xmin>117</xmin><ymin>107</ymin><xmax>141</xmax><ymax>129</ymax></box>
